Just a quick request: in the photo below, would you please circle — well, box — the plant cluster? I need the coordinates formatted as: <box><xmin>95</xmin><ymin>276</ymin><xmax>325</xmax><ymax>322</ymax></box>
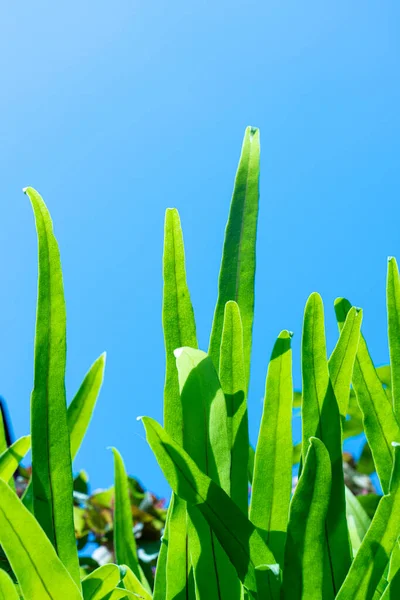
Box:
<box><xmin>0</xmin><ymin>129</ymin><xmax>399</xmax><ymax>599</ymax></box>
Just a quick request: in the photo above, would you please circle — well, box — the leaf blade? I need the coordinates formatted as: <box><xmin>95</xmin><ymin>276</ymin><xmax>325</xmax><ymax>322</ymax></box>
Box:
<box><xmin>209</xmin><ymin>127</ymin><xmax>260</xmax><ymax>389</ymax></box>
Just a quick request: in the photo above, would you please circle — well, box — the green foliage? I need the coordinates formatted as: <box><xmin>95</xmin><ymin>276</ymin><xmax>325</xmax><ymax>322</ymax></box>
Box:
<box><xmin>0</xmin><ymin>128</ymin><xmax>398</xmax><ymax>600</ymax></box>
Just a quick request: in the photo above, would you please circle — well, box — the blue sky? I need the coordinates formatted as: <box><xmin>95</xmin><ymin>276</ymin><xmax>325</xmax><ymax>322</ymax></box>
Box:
<box><xmin>0</xmin><ymin>1</ymin><xmax>399</xmax><ymax>499</ymax></box>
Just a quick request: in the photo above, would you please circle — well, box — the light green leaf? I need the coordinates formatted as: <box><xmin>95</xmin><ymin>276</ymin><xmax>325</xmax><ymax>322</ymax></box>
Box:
<box><xmin>209</xmin><ymin>126</ymin><xmax>260</xmax><ymax>389</ymax></box>
<box><xmin>112</xmin><ymin>448</ymin><xmax>143</xmax><ymax>584</ymax></box>
<box><xmin>345</xmin><ymin>486</ymin><xmax>371</xmax><ymax>554</ymax></box>
<box><xmin>281</xmin><ymin>438</ymin><xmax>332</xmax><ymax>600</ymax></box>
<box><xmin>250</xmin><ymin>330</ymin><xmax>293</xmax><ymax>566</ymax></box>
<box><xmin>141</xmin><ymin>416</ymin><xmax>278</xmax><ymax>598</ymax></box>
<box><xmin>0</xmin><ymin>570</ymin><xmax>19</xmax><ymax>600</ymax></box>
<box><xmin>329</xmin><ymin>306</ymin><xmax>363</xmax><ymax>418</ymax></box>
<box><xmin>301</xmin><ymin>293</ymin><xmax>352</xmax><ymax>595</ymax></box>
<box><xmin>25</xmin><ymin>186</ymin><xmax>80</xmax><ymax>585</ymax></box>
<box><xmin>387</xmin><ymin>257</ymin><xmax>400</xmax><ymax>420</ymax></box>
<box><xmin>0</xmin><ymin>478</ymin><xmax>81</xmax><ymax>599</ymax></box>
<box><xmin>152</xmin><ymin>507</ymin><xmax>168</xmax><ymax>600</ymax></box>
<box><xmin>219</xmin><ymin>301</ymin><xmax>249</xmax><ymax>514</ymax></box>
<box><xmin>162</xmin><ymin>208</ymin><xmax>197</xmax><ymax>444</ymax></box>
<box><xmin>120</xmin><ymin>565</ymin><xmax>152</xmax><ymax>600</ymax></box>
<box><xmin>0</xmin><ymin>435</ymin><xmax>30</xmax><ymax>482</ymax></box>
<box><xmin>161</xmin><ymin>207</ymin><xmax>197</xmax><ymax>600</ymax></box>
<box><xmin>68</xmin><ymin>352</ymin><xmax>106</xmax><ymax>459</ymax></box>
<box><xmin>381</xmin><ymin>569</ymin><xmax>400</xmax><ymax>600</ymax></box>
<box><xmin>337</xmin><ymin>445</ymin><xmax>400</xmax><ymax>600</ymax></box>
<box><xmin>335</xmin><ymin>297</ymin><xmax>400</xmax><ymax>493</ymax></box>
<box><xmin>82</xmin><ymin>564</ymin><xmax>120</xmax><ymax>599</ymax></box>
<box><xmin>175</xmin><ymin>346</ymin><xmax>240</xmax><ymax>599</ymax></box>
<box><xmin>22</xmin><ymin>353</ymin><xmax>106</xmax><ymax>512</ymax></box>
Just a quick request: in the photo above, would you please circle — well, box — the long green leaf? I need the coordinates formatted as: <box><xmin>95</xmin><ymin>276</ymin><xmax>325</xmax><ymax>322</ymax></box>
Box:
<box><xmin>152</xmin><ymin>505</ymin><xmax>169</xmax><ymax>600</ymax></box>
<box><xmin>0</xmin><ymin>570</ymin><xmax>19</xmax><ymax>600</ymax></box>
<box><xmin>250</xmin><ymin>330</ymin><xmax>293</xmax><ymax>566</ymax></box>
<box><xmin>381</xmin><ymin>570</ymin><xmax>400</xmax><ymax>600</ymax></box>
<box><xmin>25</xmin><ymin>186</ymin><xmax>80</xmax><ymax>585</ymax></box>
<box><xmin>0</xmin><ymin>435</ymin><xmax>30</xmax><ymax>482</ymax></box>
<box><xmin>22</xmin><ymin>352</ymin><xmax>106</xmax><ymax>511</ymax></box>
<box><xmin>68</xmin><ymin>352</ymin><xmax>106</xmax><ymax>458</ymax></box>
<box><xmin>175</xmin><ymin>346</ymin><xmax>240</xmax><ymax>599</ymax></box>
<box><xmin>301</xmin><ymin>293</ymin><xmax>352</xmax><ymax>595</ymax></box>
<box><xmin>219</xmin><ymin>301</ymin><xmax>249</xmax><ymax>514</ymax></box>
<box><xmin>112</xmin><ymin>448</ymin><xmax>143</xmax><ymax>584</ymax></box>
<box><xmin>82</xmin><ymin>564</ymin><xmax>120</xmax><ymax>600</ymax></box>
<box><xmin>209</xmin><ymin>127</ymin><xmax>260</xmax><ymax>389</ymax></box>
<box><xmin>0</xmin><ymin>478</ymin><xmax>81</xmax><ymax>599</ymax></box>
<box><xmin>345</xmin><ymin>486</ymin><xmax>371</xmax><ymax>555</ymax></box>
<box><xmin>162</xmin><ymin>207</ymin><xmax>197</xmax><ymax>599</ymax></box>
<box><xmin>335</xmin><ymin>297</ymin><xmax>400</xmax><ymax>493</ymax></box>
<box><xmin>281</xmin><ymin>438</ymin><xmax>332</xmax><ymax>600</ymax></box>
<box><xmin>337</xmin><ymin>444</ymin><xmax>400</xmax><ymax>600</ymax></box>
<box><xmin>140</xmin><ymin>416</ymin><xmax>278</xmax><ymax>598</ymax></box>
<box><xmin>120</xmin><ymin>565</ymin><xmax>152</xmax><ymax>600</ymax></box>
<box><xmin>387</xmin><ymin>257</ymin><xmax>400</xmax><ymax>420</ymax></box>
<box><xmin>329</xmin><ymin>306</ymin><xmax>363</xmax><ymax>418</ymax></box>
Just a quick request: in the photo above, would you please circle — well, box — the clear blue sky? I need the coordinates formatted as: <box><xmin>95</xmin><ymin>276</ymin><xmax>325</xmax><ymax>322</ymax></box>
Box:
<box><xmin>1</xmin><ymin>1</ymin><xmax>399</xmax><ymax>499</ymax></box>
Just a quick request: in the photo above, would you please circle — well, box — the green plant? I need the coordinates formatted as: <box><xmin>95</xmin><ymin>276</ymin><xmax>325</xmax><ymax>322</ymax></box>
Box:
<box><xmin>0</xmin><ymin>128</ymin><xmax>398</xmax><ymax>600</ymax></box>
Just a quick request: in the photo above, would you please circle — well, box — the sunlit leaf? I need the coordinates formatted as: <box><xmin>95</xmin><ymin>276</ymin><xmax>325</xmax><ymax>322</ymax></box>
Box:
<box><xmin>0</xmin><ymin>478</ymin><xmax>81</xmax><ymax>599</ymax></box>
<box><xmin>24</xmin><ymin>186</ymin><xmax>80</xmax><ymax>586</ymax></box>
<box><xmin>209</xmin><ymin>127</ymin><xmax>260</xmax><ymax>390</ymax></box>
<box><xmin>281</xmin><ymin>438</ymin><xmax>331</xmax><ymax>600</ymax></box>
<box><xmin>250</xmin><ymin>330</ymin><xmax>293</xmax><ymax>566</ymax></box>
<box><xmin>82</xmin><ymin>564</ymin><xmax>120</xmax><ymax>600</ymax></box>
<box><xmin>0</xmin><ymin>436</ymin><xmax>30</xmax><ymax>483</ymax></box>
<box><xmin>0</xmin><ymin>570</ymin><xmax>19</xmax><ymax>600</ymax></box>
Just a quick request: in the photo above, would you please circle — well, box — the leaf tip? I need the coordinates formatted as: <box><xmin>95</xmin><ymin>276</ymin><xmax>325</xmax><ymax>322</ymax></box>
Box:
<box><xmin>173</xmin><ymin>347</ymin><xmax>184</xmax><ymax>358</ymax></box>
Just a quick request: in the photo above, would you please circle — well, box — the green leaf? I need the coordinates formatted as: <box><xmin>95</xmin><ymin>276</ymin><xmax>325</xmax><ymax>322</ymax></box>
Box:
<box><xmin>381</xmin><ymin>569</ymin><xmax>400</xmax><ymax>600</ymax></box>
<box><xmin>301</xmin><ymin>293</ymin><xmax>352</xmax><ymax>595</ymax></box>
<box><xmin>345</xmin><ymin>486</ymin><xmax>371</xmax><ymax>554</ymax></box>
<box><xmin>337</xmin><ymin>444</ymin><xmax>400</xmax><ymax>600</ymax></box>
<box><xmin>82</xmin><ymin>564</ymin><xmax>120</xmax><ymax>599</ymax></box>
<box><xmin>161</xmin><ymin>207</ymin><xmax>198</xmax><ymax>600</ymax></box>
<box><xmin>0</xmin><ymin>435</ymin><xmax>30</xmax><ymax>482</ymax></box>
<box><xmin>22</xmin><ymin>353</ymin><xmax>106</xmax><ymax>511</ymax></box>
<box><xmin>112</xmin><ymin>448</ymin><xmax>144</xmax><ymax>584</ymax></box>
<box><xmin>281</xmin><ymin>438</ymin><xmax>332</xmax><ymax>600</ymax></box>
<box><xmin>120</xmin><ymin>565</ymin><xmax>152</xmax><ymax>600</ymax></box>
<box><xmin>175</xmin><ymin>346</ymin><xmax>240</xmax><ymax>599</ymax></box>
<box><xmin>329</xmin><ymin>306</ymin><xmax>363</xmax><ymax>419</ymax></box>
<box><xmin>0</xmin><ymin>570</ymin><xmax>19</xmax><ymax>600</ymax></box>
<box><xmin>162</xmin><ymin>207</ymin><xmax>197</xmax><ymax>444</ymax></box>
<box><xmin>68</xmin><ymin>352</ymin><xmax>106</xmax><ymax>459</ymax></box>
<box><xmin>250</xmin><ymin>330</ymin><xmax>293</xmax><ymax>566</ymax></box>
<box><xmin>387</xmin><ymin>257</ymin><xmax>400</xmax><ymax>420</ymax></box>
<box><xmin>209</xmin><ymin>126</ymin><xmax>260</xmax><ymax>389</ymax></box>
<box><xmin>335</xmin><ymin>297</ymin><xmax>400</xmax><ymax>493</ymax></box>
<box><xmin>0</xmin><ymin>478</ymin><xmax>81</xmax><ymax>599</ymax></box>
<box><xmin>25</xmin><ymin>186</ymin><xmax>80</xmax><ymax>585</ymax></box>
<box><xmin>141</xmin><ymin>416</ymin><xmax>278</xmax><ymax>598</ymax></box>
<box><xmin>152</xmin><ymin>507</ymin><xmax>168</xmax><ymax>600</ymax></box>
<box><xmin>248</xmin><ymin>445</ymin><xmax>255</xmax><ymax>485</ymax></box>
<box><xmin>219</xmin><ymin>301</ymin><xmax>249</xmax><ymax>514</ymax></box>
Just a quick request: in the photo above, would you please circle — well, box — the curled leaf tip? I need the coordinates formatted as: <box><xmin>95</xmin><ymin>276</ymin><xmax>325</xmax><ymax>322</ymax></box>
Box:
<box><xmin>173</xmin><ymin>347</ymin><xmax>184</xmax><ymax>358</ymax></box>
<box><xmin>136</xmin><ymin>415</ymin><xmax>144</xmax><ymax>421</ymax></box>
<box><xmin>392</xmin><ymin>441</ymin><xmax>400</xmax><ymax>447</ymax></box>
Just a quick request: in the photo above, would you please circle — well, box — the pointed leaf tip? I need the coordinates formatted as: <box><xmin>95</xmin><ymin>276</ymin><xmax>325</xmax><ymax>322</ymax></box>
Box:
<box><xmin>173</xmin><ymin>347</ymin><xmax>184</xmax><ymax>358</ymax></box>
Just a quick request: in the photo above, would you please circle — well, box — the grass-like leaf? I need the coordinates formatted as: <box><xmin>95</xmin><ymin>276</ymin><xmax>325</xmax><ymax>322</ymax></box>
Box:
<box><xmin>250</xmin><ymin>330</ymin><xmax>293</xmax><ymax>566</ymax></box>
<box><xmin>0</xmin><ymin>435</ymin><xmax>30</xmax><ymax>483</ymax></box>
<box><xmin>335</xmin><ymin>297</ymin><xmax>400</xmax><ymax>493</ymax></box>
<box><xmin>345</xmin><ymin>486</ymin><xmax>371</xmax><ymax>555</ymax></box>
<box><xmin>301</xmin><ymin>293</ymin><xmax>352</xmax><ymax>594</ymax></box>
<box><xmin>281</xmin><ymin>438</ymin><xmax>332</xmax><ymax>600</ymax></box>
<box><xmin>387</xmin><ymin>257</ymin><xmax>400</xmax><ymax>420</ymax></box>
<box><xmin>0</xmin><ymin>570</ymin><xmax>19</xmax><ymax>600</ymax></box>
<box><xmin>82</xmin><ymin>564</ymin><xmax>120</xmax><ymax>599</ymax></box>
<box><xmin>112</xmin><ymin>448</ymin><xmax>145</xmax><ymax>586</ymax></box>
<box><xmin>209</xmin><ymin>127</ymin><xmax>260</xmax><ymax>389</ymax></box>
<box><xmin>176</xmin><ymin>346</ymin><xmax>240</xmax><ymax>599</ymax></box>
<box><xmin>120</xmin><ymin>565</ymin><xmax>152</xmax><ymax>600</ymax></box>
<box><xmin>219</xmin><ymin>301</ymin><xmax>249</xmax><ymax>514</ymax></box>
<box><xmin>0</xmin><ymin>478</ymin><xmax>81</xmax><ymax>599</ymax></box>
<box><xmin>141</xmin><ymin>416</ymin><xmax>278</xmax><ymax>599</ymax></box>
<box><xmin>25</xmin><ymin>186</ymin><xmax>80</xmax><ymax>585</ymax></box>
<box><xmin>381</xmin><ymin>569</ymin><xmax>400</xmax><ymax>599</ymax></box>
<box><xmin>162</xmin><ymin>207</ymin><xmax>198</xmax><ymax>599</ymax></box>
<box><xmin>337</xmin><ymin>445</ymin><xmax>400</xmax><ymax>600</ymax></box>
